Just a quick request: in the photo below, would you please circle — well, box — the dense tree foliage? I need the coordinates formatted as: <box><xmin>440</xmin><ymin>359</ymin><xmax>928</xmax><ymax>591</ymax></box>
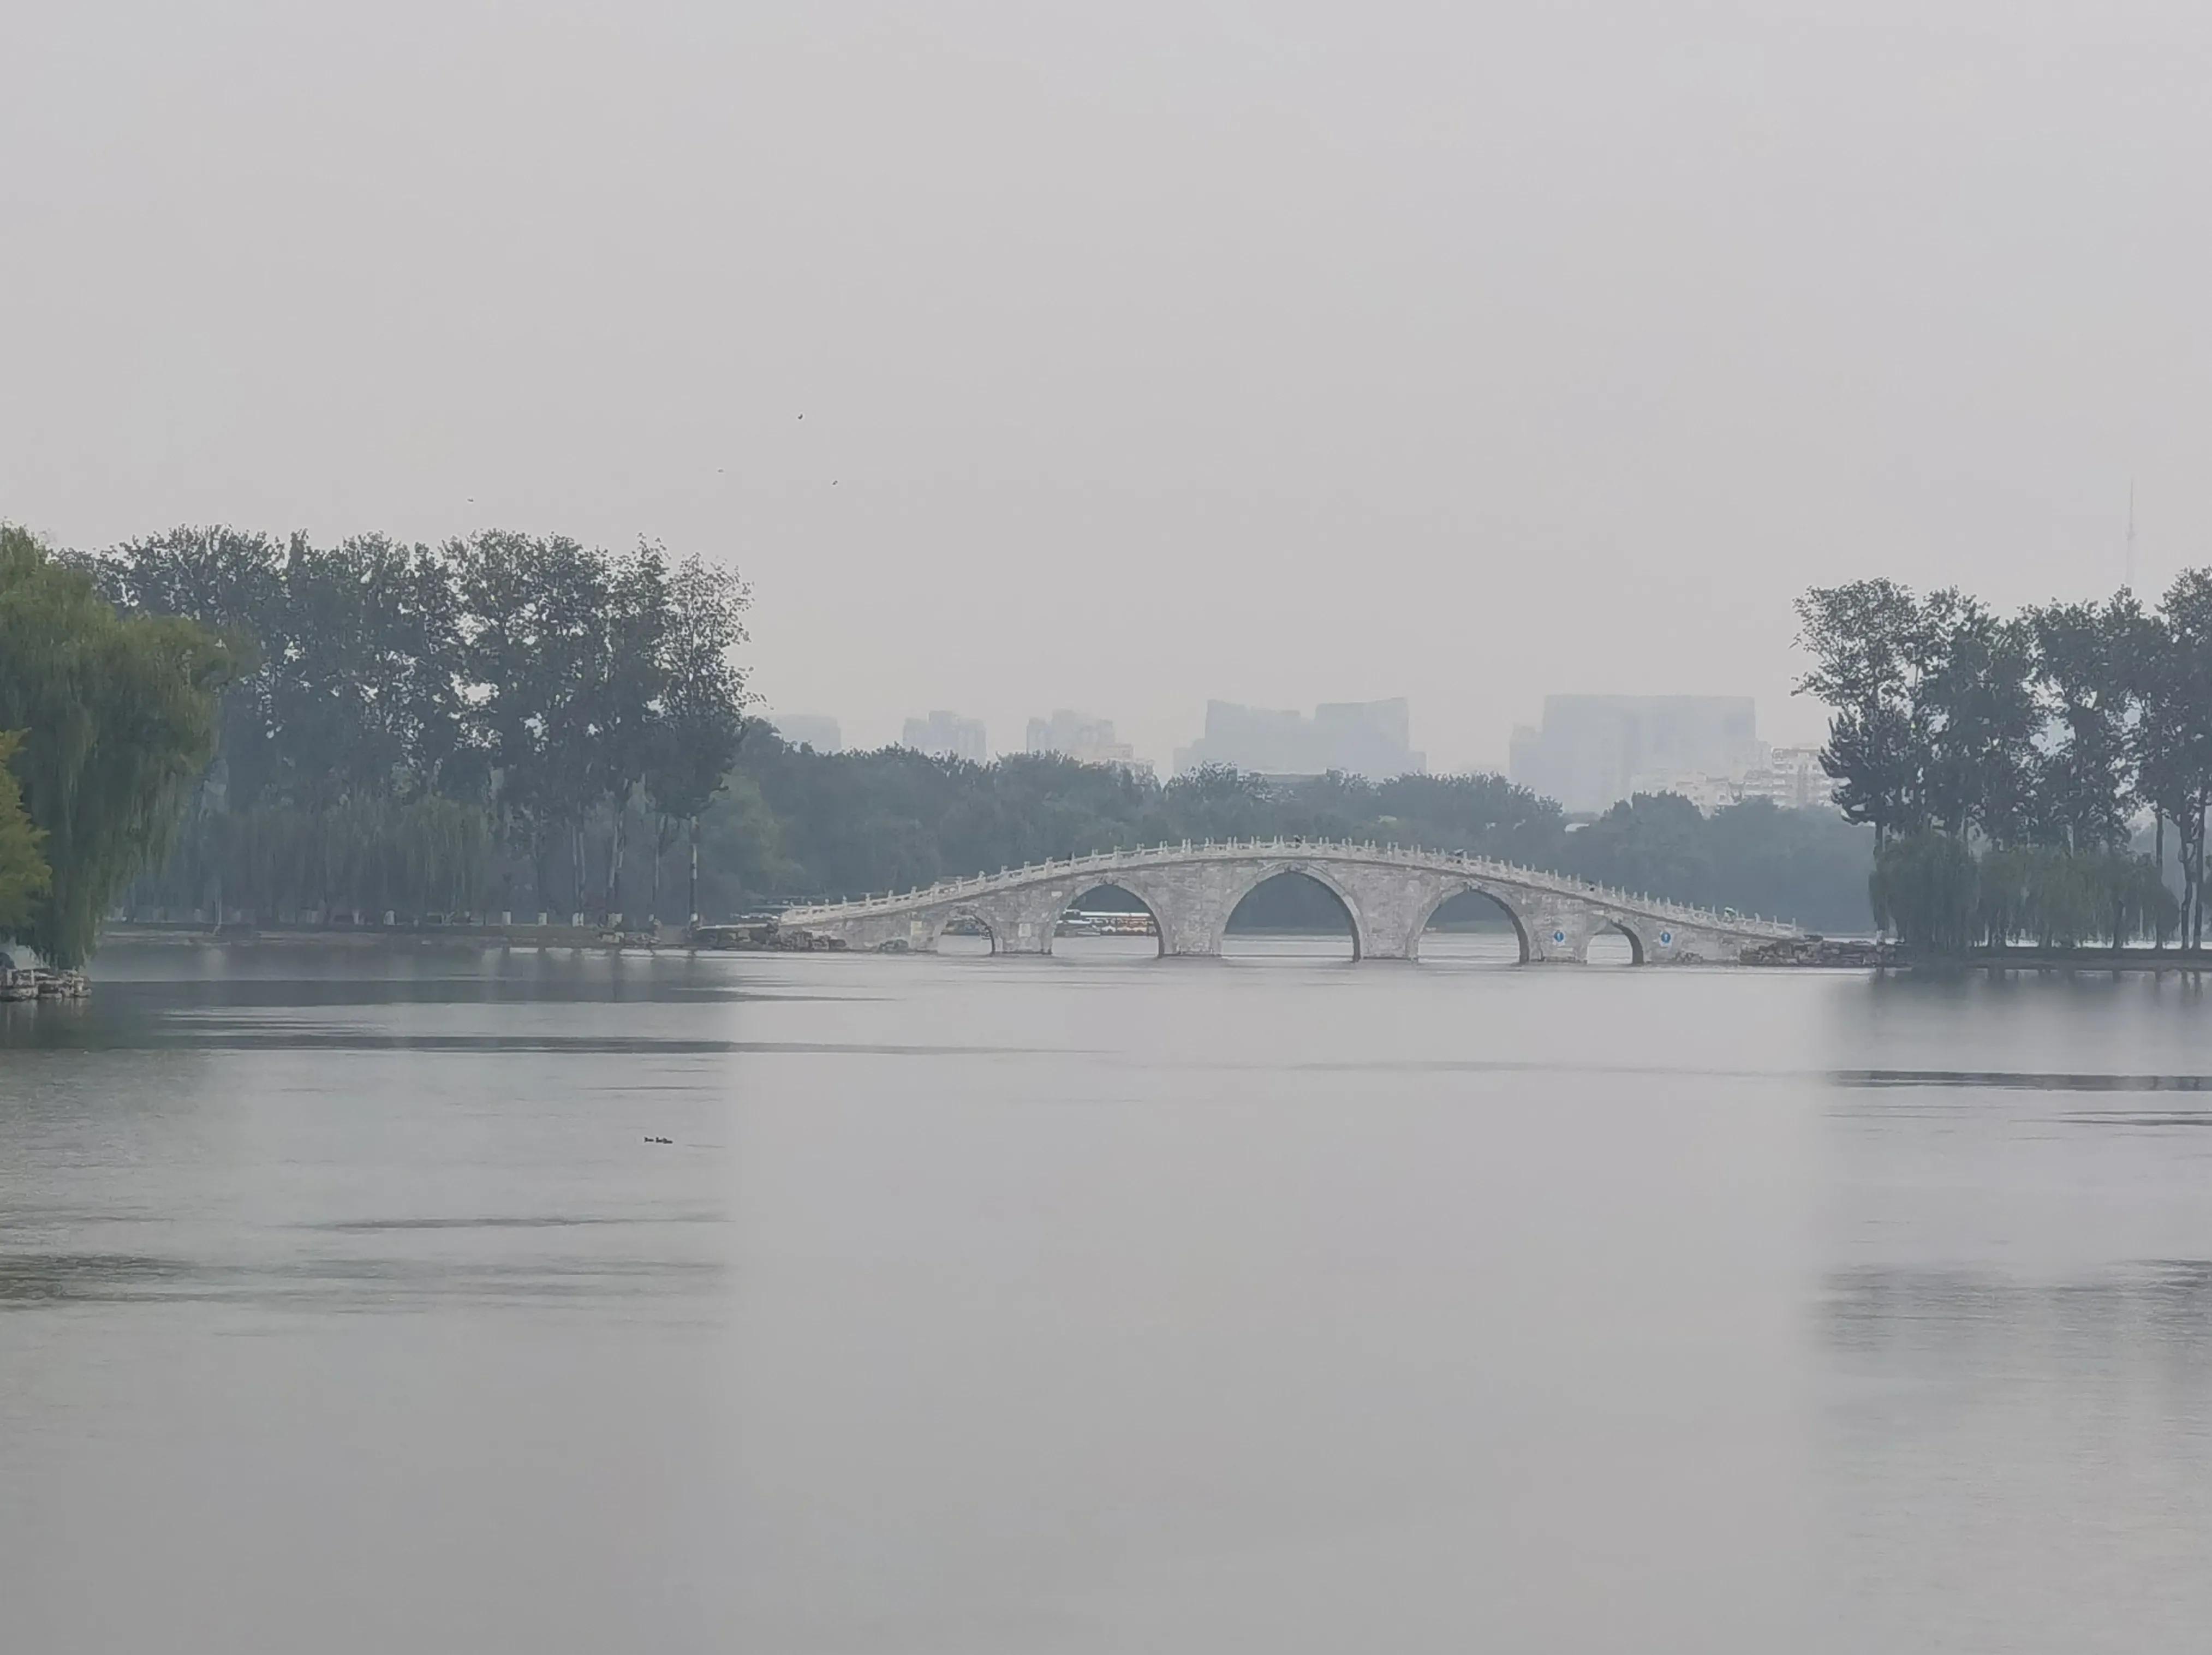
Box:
<box><xmin>16</xmin><ymin>517</ymin><xmax>1882</xmax><ymax>944</ymax></box>
<box><xmin>1555</xmin><ymin>793</ymin><xmax>1868</xmax><ymax>925</ymax></box>
<box><xmin>0</xmin><ymin>730</ymin><xmax>50</xmax><ymax>935</ymax></box>
<box><xmin>1867</xmin><ymin>832</ymin><xmax>1982</xmax><ymax>954</ymax></box>
<box><xmin>703</xmin><ymin>751</ymin><xmax>1571</xmax><ymax>898</ymax></box>
<box><xmin>1798</xmin><ymin>575</ymin><xmax>2202</xmax><ymax>950</ymax></box>
<box><xmin>689</xmin><ymin>737</ymin><xmax>1876</xmax><ymax>934</ymax></box>
<box><xmin>1869</xmin><ymin>832</ymin><xmax>2177</xmax><ymax>953</ymax></box>
<box><xmin>0</xmin><ymin>528</ymin><xmax>236</xmax><ymax>964</ymax></box>
<box><xmin>91</xmin><ymin>527</ymin><xmax>749</xmax><ymax>925</ymax></box>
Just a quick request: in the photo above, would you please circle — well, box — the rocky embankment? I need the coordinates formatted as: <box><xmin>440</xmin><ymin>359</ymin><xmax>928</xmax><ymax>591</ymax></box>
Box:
<box><xmin>690</xmin><ymin>922</ymin><xmax>846</xmax><ymax>952</ymax></box>
<box><xmin>1739</xmin><ymin>937</ymin><xmax>1897</xmax><ymax>967</ymax></box>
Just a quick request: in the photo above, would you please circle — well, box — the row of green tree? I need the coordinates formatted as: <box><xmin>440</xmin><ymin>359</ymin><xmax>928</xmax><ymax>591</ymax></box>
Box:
<box><xmin>689</xmin><ymin>738</ymin><xmax>1878</xmax><ymax>934</ymax></box>
<box><xmin>1797</xmin><ymin>573</ymin><xmax>2207</xmax><ymax>950</ymax></box>
<box><xmin>62</xmin><ymin>523</ymin><xmax>1881</xmax><ymax>938</ymax></box>
<box><xmin>8</xmin><ymin>516</ymin><xmax>1898</xmax><ymax>957</ymax></box>
<box><xmin>1868</xmin><ymin>834</ymin><xmax>2179</xmax><ymax>953</ymax></box>
<box><xmin>106</xmin><ymin>731</ymin><xmax>1879</xmax><ymax>937</ymax></box>
<box><xmin>90</xmin><ymin>525</ymin><xmax>748</xmax><ymax>926</ymax></box>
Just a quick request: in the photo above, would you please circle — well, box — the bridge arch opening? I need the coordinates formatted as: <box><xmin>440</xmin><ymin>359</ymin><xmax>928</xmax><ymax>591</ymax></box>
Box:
<box><xmin>1417</xmin><ymin>886</ymin><xmax>1529</xmax><ymax>965</ymax></box>
<box><xmin>934</xmin><ymin>911</ymin><xmax>997</xmax><ymax>957</ymax></box>
<box><xmin>1223</xmin><ymin>869</ymin><xmax>1359</xmax><ymax>961</ymax></box>
<box><xmin>1585</xmin><ymin>921</ymin><xmax>1644</xmax><ymax>966</ymax></box>
<box><xmin>1053</xmin><ymin>883</ymin><xmax>1165</xmax><ymax>958</ymax></box>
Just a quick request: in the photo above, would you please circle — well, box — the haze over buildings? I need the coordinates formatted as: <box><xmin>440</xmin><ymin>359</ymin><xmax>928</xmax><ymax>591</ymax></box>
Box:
<box><xmin>768</xmin><ymin>714</ymin><xmax>842</xmax><ymax>754</ymax></box>
<box><xmin>1733</xmin><ymin>746</ymin><xmax>1836</xmax><ymax>815</ymax></box>
<box><xmin>1173</xmin><ymin>699</ymin><xmax>1423</xmax><ymax>781</ymax></box>
<box><xmin>1511</xmin><ymin>697</ymin><xmax>1758</xmax><ymax>814</ymax></box>
<box><xmin>1510</xmin><ymin>695</ymin><xmax>1835</xmax><ymax>816</ymax></box>
<box><xmin>788</xmin><ymin>693</ymin><xmax>1832</xmax><ymax>818</ymax></box>
<box><xmin>900</xmin><ymin>710</ymin><xmax>987</xmax><ymax>764</ymax></box>
<box><xmin>1025</xmin><ymin>711</ymin><xmax>1152</xmax><ymax>778</ymax></box>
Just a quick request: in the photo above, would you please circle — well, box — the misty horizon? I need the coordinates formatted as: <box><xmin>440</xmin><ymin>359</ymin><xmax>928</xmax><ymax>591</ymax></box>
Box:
<box><xmin>768</xmin><ymin>689</ymin><xmax>1814</xmax><ymax>782</ymax></box>
<box><xmin>10</xmin><ymin>2</ymin><xmax>2201</xmax><ymax>768</ymax></box>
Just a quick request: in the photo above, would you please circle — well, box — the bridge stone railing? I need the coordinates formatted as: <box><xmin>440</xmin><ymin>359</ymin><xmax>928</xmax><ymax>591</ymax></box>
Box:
<box><xmin>776</xmin><ymin>838</ymin><xmax>1804</xmax><ymax>964</ymax></box>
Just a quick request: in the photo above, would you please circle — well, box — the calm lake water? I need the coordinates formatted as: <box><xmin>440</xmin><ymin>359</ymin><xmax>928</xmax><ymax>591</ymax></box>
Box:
<box><xmin>7</xmin><ymin>937</ymin><xmax>2212</xmax><ymax>1651</ymax></box>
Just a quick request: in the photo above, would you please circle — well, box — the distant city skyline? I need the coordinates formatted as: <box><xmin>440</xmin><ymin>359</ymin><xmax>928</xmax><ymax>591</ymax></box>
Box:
<box><xmin>1025</xmin><ymin>711</ymin><xmax>1152</xmax><ymax>779</ymax></box>
<box><xmin>1174</xmin><ymin>698</ymin><xmax>1423</xmax><ymax>781</ymax></box>
<box><xmin>1512</xmin><ymin>696</ymin><xmax>1761</xmax><ymax>815</ymax></box>
<box><xmin>899</xmin><ymin>710</ymin><xmax>988</xmax><ymax>764</ymax></box>
<box><xmin>1509</xmin><ymin>695</ymin><xmax>1837</xmax><ymax>816</ymax></box>
<box><xmin>765</xmin><ymin>690</ymin><xmax>1827</xmax><ymax>784</ymax></box>
<box><xmin>768</xmin><ymin>713</ymin><xmax>843</xmax><ymax>754</ymax></box>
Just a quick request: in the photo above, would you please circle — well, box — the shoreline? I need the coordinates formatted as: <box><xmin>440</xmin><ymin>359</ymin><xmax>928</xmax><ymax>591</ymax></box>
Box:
<box><xmin>1907</xmin><ymin>949</ymin><xmax>2212</xmax><ymax>973</ymax></box>
<box><xmin>99</xmin><ymin>923</ymin><xmax>657</xmax><ymax>951</ymax></box>
<box><xmin>90</xmin><ymin>927</ymin><xmax>2212</xmax><ymax>972</ymax></box>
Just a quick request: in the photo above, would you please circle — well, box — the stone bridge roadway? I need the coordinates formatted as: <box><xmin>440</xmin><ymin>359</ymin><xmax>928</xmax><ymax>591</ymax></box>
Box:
<box><xmin>778</xmin><ymin>839</ymin><xmax>1805</xmax><ymax>964</ymax></box>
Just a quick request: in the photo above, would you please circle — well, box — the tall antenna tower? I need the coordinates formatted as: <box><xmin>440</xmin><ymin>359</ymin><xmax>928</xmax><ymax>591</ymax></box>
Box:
<box><xmin>2126</xmin><ymin>478</ymin><xmax>2137</xmax><ymax>592</ymax></box>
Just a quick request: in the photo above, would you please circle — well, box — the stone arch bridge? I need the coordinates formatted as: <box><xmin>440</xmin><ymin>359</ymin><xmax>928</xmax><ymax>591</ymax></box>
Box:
<box><xmin>778</xmin><ymin>839</ymin><xmax>1803</xmax><ymax>964</ymax></box>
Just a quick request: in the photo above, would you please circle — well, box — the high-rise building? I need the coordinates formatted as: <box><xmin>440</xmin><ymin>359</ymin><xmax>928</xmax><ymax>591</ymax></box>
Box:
<box><xmin>770</xmin><ymin>714</ymin><xmax>842</xmax><ymax>754</ymax></box>
<box><xmin>1734</xmin><ymin>744</ymin><xmax>1838</xmax><ymax>812</ymax></box>
<box><xmin>1024</xmin><ymin>710</ymin><xmax>1152</xmax><ymax>777</ymax></box>
<box><xmin>1172</xmin><ymin>698</ymin><xmax>1423</xmax><ymax>780</ymax></box>
<box><xmin>1509</xmin><ymin>696</ymin><xmax>1761</xmax><ymax>814</ymax></box>
<box><xmin>901</xmin><ymin>710</ymin><xmax>987</xmax><ymax>763</ymax></box>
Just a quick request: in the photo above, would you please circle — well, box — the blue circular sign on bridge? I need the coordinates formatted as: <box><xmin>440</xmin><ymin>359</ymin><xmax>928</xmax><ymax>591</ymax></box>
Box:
<box><xmin>1551</xmin><ymin>929</ymin><xmax>1566</xmax><ymax>945</ymax></box>
<box><xmin>1658</xmin><ymin>929</ymin><xmax>1673</xmax><ymax>948</ymax></box>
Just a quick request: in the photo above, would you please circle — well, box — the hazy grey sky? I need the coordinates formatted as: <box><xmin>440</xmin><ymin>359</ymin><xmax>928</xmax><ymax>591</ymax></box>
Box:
<box><xmin>8</xmin><ymin>1</ymin><xmax>2209</xmax><ymax>772</ymax></box>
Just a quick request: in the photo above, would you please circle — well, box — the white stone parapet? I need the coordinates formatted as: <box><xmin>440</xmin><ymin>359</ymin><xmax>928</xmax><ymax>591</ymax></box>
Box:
<box><xmin>775</xmin><ymin>837</ymin><xmax>1803</xmax><ymax>964</ymax></box>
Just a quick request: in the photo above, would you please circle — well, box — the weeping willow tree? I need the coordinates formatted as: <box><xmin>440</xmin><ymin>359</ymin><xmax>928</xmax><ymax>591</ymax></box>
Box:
<box><xmin>0</xmin><ymin>528</ymin><xmax>236</xmax><ymax>965</ymax></box>
<box><xmin>1879</xmin><ymin>834</ymin><xmax>2178</xmax><ymax>954</ymax></box>
<box><xmin>1869</xmin><ymin>831</ymin><xmax>1980</xmax><ymax>953</ymax></box>
<box><xmin>0</xmin><ymin>730</ymin><xmax>50</xmax><ymax>935</ymax></box>
<box><xmin>1976</xmin><ymin>846</ymin><xmax>2177</xmax><ymax>950</ymax></box>
<box><xmin>132</xmin><ymin>794</ymin><xmax>492</xmax><ymax>923</ymax></box>
<box><xmin>2093</xmin><ymin>851</ymin><xmax>2180</xmax><ymax>948</ymax></box>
